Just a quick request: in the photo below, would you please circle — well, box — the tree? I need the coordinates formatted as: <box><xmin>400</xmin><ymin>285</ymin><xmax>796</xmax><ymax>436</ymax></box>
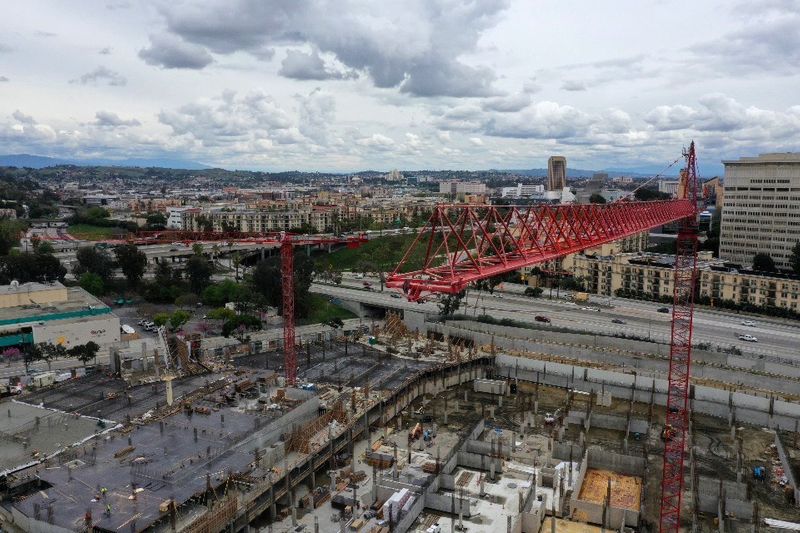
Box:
<box><xmin>153</xmin><ymin>312</ymin><xmax>170</xmax><ymax>327</ymax></box>
<box><xmin>634</xmin><ymin>188</ymin><xmax>671</xmax><ymax>201</ymax></box>
<box><xmin>752</xmin><ymin>253</ymin><xmax>776</xmax><ymax>272</ymax></box>
<box><xmin>69</xmin><ymin>341</ymin><xmax>99</xmax><ymax>366</ymax></box>
<box><xmin>206</xmin><ymin>307</ymin><xmax>237</xmax><ymax>321</ymax></box>
<box><xmin>79</xmin><ymin>272</ymin><xmax>105</xmax><ymax>296</ymax></box>
<box><xmin>74</xmin><ymin>246</ymin><xmax>115</xmax><ymax>281</ymax></box>
<box><xmin>22</xmin><ymin>344</ymin><xmax>42</xmax><ymax>373</ymax></box>
<box><xmin>0</xmin><ymin>253</ymin><xmax>66</xmax><ymax>284</ymax></box>
<box><xmin>524</xmin><ymin>287</ymin><xmax>544</xmax><ymax>297</ymax></box>
<box><xmin>251</xmin><ymin>252</ymin><xmax>314</xmax><ymax>317</ymax></box>
<box><xmin>202</xmin><ymin>280</ymin><xmax>245</xmax><ymax>307</ymax></box>
<box><xmin>34</xmin><ymin>240</ymin><xmax>55</xmax><ymax>255</ymax></box>
<box><xmin>790</xmin><ymin>242</ymin><xmax>800</xmax><ymax>275</ymax></box>
<box><xmin>146</xmin><ymin>212</ymin><xmax>167</xmax><ymax>229</ymax></box>
<box><xmin>185</xmin><ymin>254</ymin><xmax>213</xmax><ymax>294</ymax></box>
<box><xmin>0</xmin><ymin>220</ymin><xmax>23</xmax><ymax>255</ymax></box>
<box><xmin>438</xmin><ymin>291</ymin><xmax>465</xmax><ymax>319</ymax></box>
<box><xmin>38</xmin><ymin>343</ymin><xmax>66</xmax><ymax>371</ymax></box>
<box><xmin>589</xmin><ymin>193</ymin><xmax>607</xmax><ymax>204</ymax></box>
<box><xmin>175</xmin><ymin>293</ymin><xmax>200</xmax><ymax>308</ymax></box>
<box><xmin>114</xmin><ymin>244</ymin><xmax>147</xmax><ymax>287</ymax></box>
<box><xmin>169</xmin><ymin>310</ymin><xmax>191</xmax><ymax>332</ymax></box>
<box><xmin>328</xmin><ymin>317</ymin><xmax>345</xmax><ymax>329</ymax></box>
<box><xmin>221</xmin><ymin>314</ymin><xmax>262</xmax><ymax>338</ymax></box>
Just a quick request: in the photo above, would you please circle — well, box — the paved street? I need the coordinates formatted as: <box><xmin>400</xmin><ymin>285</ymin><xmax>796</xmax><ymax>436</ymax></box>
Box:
<box><xmin>312</xmin><ymin>277</ymin><xmax>800</xmax><ymax>362</ymax></box>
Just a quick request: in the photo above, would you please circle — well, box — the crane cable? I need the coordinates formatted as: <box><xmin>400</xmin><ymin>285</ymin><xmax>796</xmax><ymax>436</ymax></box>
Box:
<box><xmin>617</xmin><ymin>155</ymin><xmax>683</xmax><ymax>202</ymax></box>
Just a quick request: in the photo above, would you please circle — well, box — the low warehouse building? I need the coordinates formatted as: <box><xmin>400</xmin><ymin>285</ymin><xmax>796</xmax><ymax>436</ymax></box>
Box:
<box><xmin>0</xmin><ymin>281</ymin><xmax>120</xmax><ymax>350</ymax></box>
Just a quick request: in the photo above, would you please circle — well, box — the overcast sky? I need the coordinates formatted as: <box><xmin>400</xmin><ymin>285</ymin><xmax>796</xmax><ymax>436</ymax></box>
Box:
<box><xmin>0</xmin><ymin>0</ymin><xmax>798</xmax><ymax>172</ymax></box>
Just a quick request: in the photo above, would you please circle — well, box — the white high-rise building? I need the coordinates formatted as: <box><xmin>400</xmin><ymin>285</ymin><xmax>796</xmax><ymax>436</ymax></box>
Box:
<box><xmin>500</xmin><ymin>183</ymin><xmax>545</xmax><ymax>198</ymax></box>
<box><xmin>719</xmin><ymin>153</ymin><xmax>800</xmax><ymax>270</ymax></box>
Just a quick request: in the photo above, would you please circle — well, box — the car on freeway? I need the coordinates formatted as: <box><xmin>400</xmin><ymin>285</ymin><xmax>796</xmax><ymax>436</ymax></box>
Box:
<box><xmin>581</xmin><ymin>306</ymin><xmax>600</xmax><ymax>312</ymax></box>
<box><xmin>741</xmin><ymin>320</ymin><xmax>756</xmax><ymax>327</ymax></box>
<box><xmin>534</xmin><ymin>315</ymin><xmax>551</xmax><ymax>323</ymax></box>
<box><xmin>390</xmin><ymin>294</ymin><xmax>400</xmax><ymax>298</ymax></box>
<box><xmin>738</xmin><ymin>334</ymin><xmax>758</xmax><ymax>342</ymax></box>
<box><xmin>657</xmin><ymin>307</ymin><xmax>670</xmax><ymax>313</ymax></box>
<box><xmin>612</xmin><ymin>318</ymin><xmax>626</xmax><ymax>324</ymax></box>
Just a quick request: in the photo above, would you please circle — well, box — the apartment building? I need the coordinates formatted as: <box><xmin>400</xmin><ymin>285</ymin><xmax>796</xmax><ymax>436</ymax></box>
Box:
<box><xmin>438</xmin><ymin>181</ymin><xmax>487</xmax><ymax>195</ymax></box>
<box><xmin>719</xmin><ymin>153</ymin><xmax>800</xmax><ymax>270</ymax></box>
<box><xmin>564</xmin><ymin>252</ymin><xmax>800</xmax><ymax>312</ymax></box>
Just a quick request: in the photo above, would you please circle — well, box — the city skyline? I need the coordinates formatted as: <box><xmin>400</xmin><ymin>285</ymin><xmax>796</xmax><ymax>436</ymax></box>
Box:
<box><xmin>1</xmin><ymin>0</ymin><xmax>798</xmax><ymax>171</ymax></box>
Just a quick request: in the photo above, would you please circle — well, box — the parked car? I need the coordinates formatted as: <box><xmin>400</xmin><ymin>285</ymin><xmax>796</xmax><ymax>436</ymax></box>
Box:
<box><xmin>612</xmin><ymin>318</ymin><xmax>626</xmax><ymax>324</ymax></box>
<box><xmin>657</xmin><ymin>307</ymin><xmax>670</xmax><ymax>313</ymax></box>
<box><xmin>534</xmin><ymin>315</ymin><xmax>551</xmax><ymax>323</ymax></box>
<box><xmin>741</xmin><ymin>320</ymin><xmax>756</xmax><ymax>327</ymax></box>
<box><xmin>738</xmin><ymin>334</ymin><xmax>758</xmax><ymax>342</ymax></box>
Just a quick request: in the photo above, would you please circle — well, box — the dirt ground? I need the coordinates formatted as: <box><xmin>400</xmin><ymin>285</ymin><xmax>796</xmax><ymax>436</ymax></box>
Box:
<box><xmin>577</xmin><ymin>469</ymin><xmax>642</xmax><ymax>511</ymax></box>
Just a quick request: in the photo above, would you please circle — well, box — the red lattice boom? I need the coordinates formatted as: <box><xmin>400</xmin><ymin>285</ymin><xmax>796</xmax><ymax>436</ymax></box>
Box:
<box><xmin>386</xmin><ymin>199</ymin><xmax>695</xmax><ymax>301</ymax></box>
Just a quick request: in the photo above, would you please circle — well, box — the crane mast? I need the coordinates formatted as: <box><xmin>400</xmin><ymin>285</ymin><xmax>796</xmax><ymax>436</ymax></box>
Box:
<box><xmin>659</xmin><ymin>141</ymin><xmax>699</xmax><ymax>533</ymax></box>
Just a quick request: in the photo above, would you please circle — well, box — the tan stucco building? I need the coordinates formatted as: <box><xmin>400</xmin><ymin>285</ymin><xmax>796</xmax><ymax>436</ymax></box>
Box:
<box><xmin>719</xmin><ymin>153</ymin><xmax>800</xmax><ymax>270</ymax></box>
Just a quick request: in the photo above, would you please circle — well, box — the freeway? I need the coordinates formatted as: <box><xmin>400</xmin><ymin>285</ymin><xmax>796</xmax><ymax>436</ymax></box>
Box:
<box><xmin>311</xmin><ymin>279</ymin><xmax>800</xmax><ymax>362</ymax></box>
<box><xmin>53</xmin><ymin>241</ymin><xmax>280</xmax><ymax>271</ymax></box>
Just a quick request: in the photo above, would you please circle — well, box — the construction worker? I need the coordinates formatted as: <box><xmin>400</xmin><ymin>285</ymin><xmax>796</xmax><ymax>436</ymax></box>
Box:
<box><xmin>105</xmin><ymin>503</ymin><xmax>112</xmax><ymax>517</ymax></box>
<box><xmin>100</xmin><ymin>487</ymin><xmax>108</xmax><ymax>498</ymax></box>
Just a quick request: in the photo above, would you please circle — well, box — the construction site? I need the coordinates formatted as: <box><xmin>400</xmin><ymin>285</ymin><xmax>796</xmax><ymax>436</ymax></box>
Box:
<box><xmin>0</xmin><ymin>144</ymin><xmax>799</xmax><ymax>532</ymax></box>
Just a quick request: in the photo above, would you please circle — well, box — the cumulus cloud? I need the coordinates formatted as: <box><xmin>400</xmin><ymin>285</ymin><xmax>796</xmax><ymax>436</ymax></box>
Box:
<box><xmin>357</xmin><ymin>133</ymin><xmax>394</xmax><ymax>149</ymax></box>
<box><xmin>0</xmin><ymin>76</ymin><xmax>9</xmax><ymax>82</ymax></box>
<box><xmin>147</xmin><ymin>0</ymin><xmax>509</xmax><ymax>97</ymax></box>
<box><xmin>692</xmin><ymin>11</ymin><xmax>800</xmax><ymax>75</ymax></box>
<box><xmin>297</xmin><ymin>88</ymin><xmax>336</xmax><ymax>143</ymax></box>
<box><xmin>645</xmin><ymin>94</ymin><xmax>800</xmax><ymax>139</ymax></box>
<box><xmin>94</xmin><ymin>110</ymin><xmax>140</xmax><ymax>127</ymax></box>
<box><xmin>484</xmin><ymin>101</ymin><xmax>593</xmax><ymax>139</ymax></box>
<box><xmin>139</xmin><ymin>33</ymin><xmax>213</xmax><ymax>69</ymax></box>
<box><xmin>159</xmin><ymin>90</ymin><xmax>297</xmax><ymax>150</ymax></box>
<box><xmin>99</xmin><ymin>47</ymin><xmax>112</xmax><ymax>55</ymax></box>
<box><xmin>469</xmin><ymin>137</ymin><xmax>484</xmax><ymax>146</ymax></box>
<box><xmin>279</xmin><ymin>49</ymin><xmax>356</xmax><ymax>81</ymax></box>
<box><xmin>70</xmin><ymin>66</ymin><xmax>127</xmax><ymax>86</ymax></box>
<box><xmin>12</xmin><ymin>110</ymin><xmax>36</xmax><ymax>124</ymax></box>
<box><xmin>482</xmin><ymin>93</ymin><xmax>532</xmax><ymax>113</ymax></box>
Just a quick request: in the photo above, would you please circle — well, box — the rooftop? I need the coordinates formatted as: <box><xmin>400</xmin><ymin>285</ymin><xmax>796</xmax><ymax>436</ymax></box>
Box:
<box><xmin>722</xmin><ymin>153</ymin><xmax>800</xmax><ymax>164</ymax></box>
<box><xmin>0</xmin><ymin>286</ymin><xmax>111</xmax><ymax>326</ymax></box>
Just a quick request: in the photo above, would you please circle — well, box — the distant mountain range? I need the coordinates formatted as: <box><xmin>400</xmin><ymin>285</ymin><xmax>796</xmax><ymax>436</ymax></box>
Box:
<box><xmin>0</xmin><ymin>153</ymin><xmax>724</xmax><ymax>177</ymax></box>
<box><xmin>0</xmin><ymin>154</ymin><xmax>210</xmax><ymax>170</ymax></box>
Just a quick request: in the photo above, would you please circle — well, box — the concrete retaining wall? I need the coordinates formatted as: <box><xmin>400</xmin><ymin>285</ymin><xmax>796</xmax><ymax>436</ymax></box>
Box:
<box><xmin>456</xmin><ymin>451</ymin><xmax>503</xmax><ymax>475</ymax></box>
<box><xmin>552</xmin><ymin>442</ymin><xmax>584</xmax><ymax>462</ymax></box>
<box><xmin>774</xmin><ymin>433</ymin><xmax>800</xmax><ymax>506</ymax></box>
<box><xmin>434</xmin><ymin>321</ymin><xmax>800</xmax><ymax>397</ymax></box>
<box><xmin>495</xmin><ymin>354</ymin><xmax>800</xmax><ymax>430</ymax></box>
<box><xmin>424</xmin><ymin>491</ymin><xmax>473</xmax><ymax>516</ymax></box>
<box><xmin>466</xmin><ymin>439</ymin><xmax>511</xmax><ymax>457</ymax></box>
<box><xmin>696</xmin><ymin>477</ymin><xmax>754</xmax><ymax>518</ymax></box>
<box><xmin>586</xmin><ymin>447</ymin><xmax>645</xmax><ymax>476</ymax></box>
<box><xmin>474</xmin><ymin>378</ymin><xmax>507</xmax><ymax>395</ymax></box>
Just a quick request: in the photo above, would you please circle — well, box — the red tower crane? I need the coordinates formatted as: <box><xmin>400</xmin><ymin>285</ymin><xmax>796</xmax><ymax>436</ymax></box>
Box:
<box><xmin>387</xmin><ymin>143</ymin><xmax>700</xmax><ymax>533</ymax></box>
<box><xmin>659</xmin><ymin>142</ymin><xmax>699</xmax><ymax>533</ymax></box>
